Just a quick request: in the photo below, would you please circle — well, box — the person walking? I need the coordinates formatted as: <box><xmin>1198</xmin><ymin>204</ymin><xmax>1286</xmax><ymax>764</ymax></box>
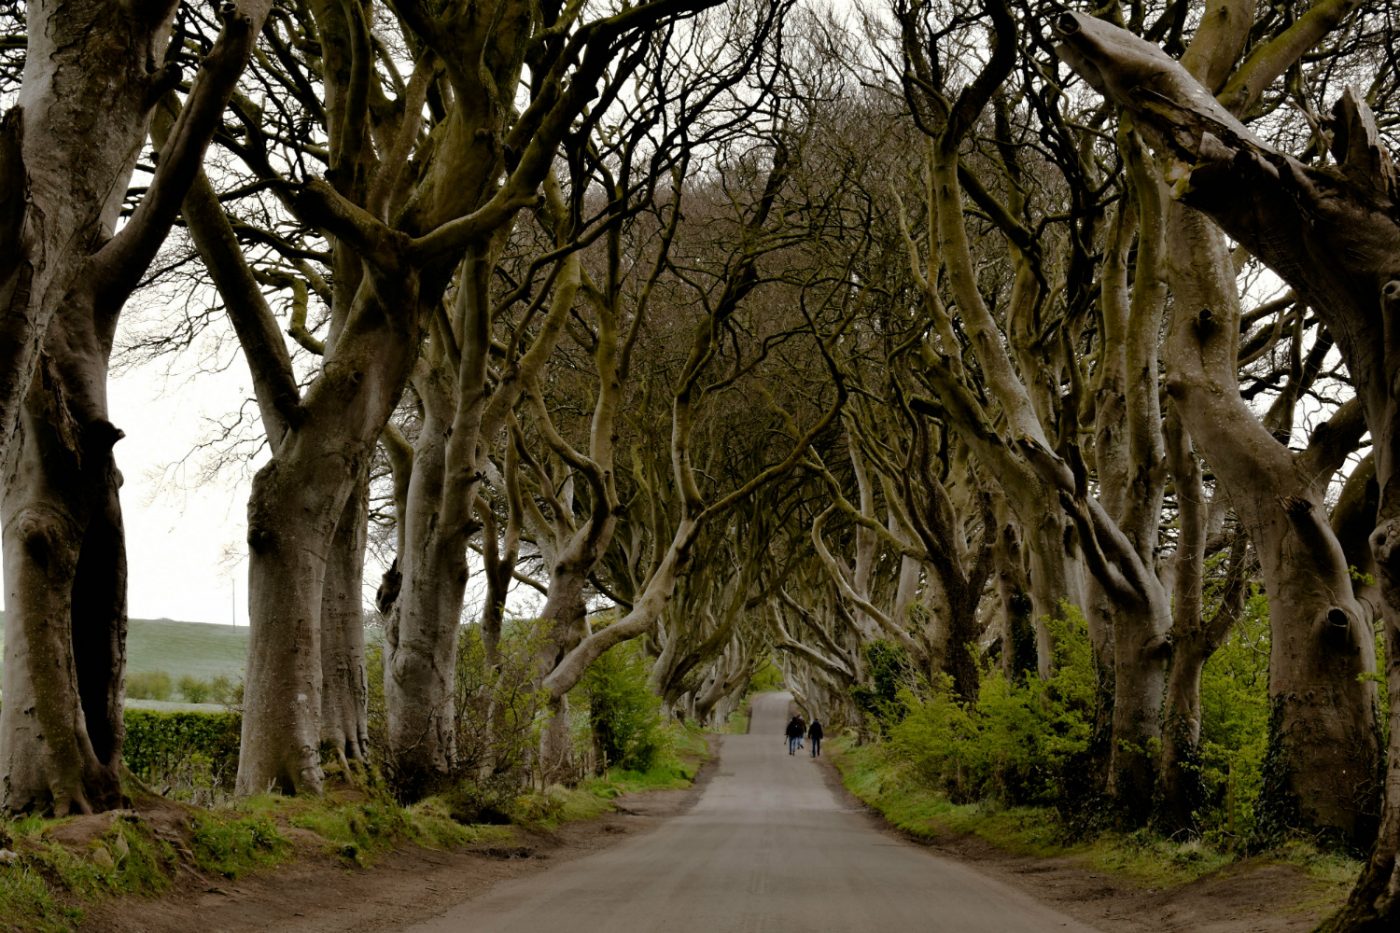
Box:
<box><xmin>785</xmin><ymin>715</ymin><xmax>804</xmax><ymax>755</ymax></box>
<box><xmin>807</xmin><ymin>717</ymin><xmax>824</xmax><ymax>757</ymax></box>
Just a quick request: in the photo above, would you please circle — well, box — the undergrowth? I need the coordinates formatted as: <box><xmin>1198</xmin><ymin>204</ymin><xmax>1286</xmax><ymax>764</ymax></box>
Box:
<box><xmin>833</xmin><ymin>736</ymin><xmax>1359</xmax><ymax>900</ymax></box>
<box><xmin>0</xmin><ymin>717</ymin><xmax>711</xmax><ymax>932</ymax></box>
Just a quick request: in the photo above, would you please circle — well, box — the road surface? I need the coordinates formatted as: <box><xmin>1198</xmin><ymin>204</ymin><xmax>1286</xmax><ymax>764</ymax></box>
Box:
<box><xmin>403</xmin><ymin>692</ymin><xmax>1099</xmax><ymax>932</ymax></box>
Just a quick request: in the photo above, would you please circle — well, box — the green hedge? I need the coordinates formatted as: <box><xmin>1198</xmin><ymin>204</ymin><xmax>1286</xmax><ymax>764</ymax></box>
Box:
<box><xmin>123</xmin><ymin>709</ymin><xmax>241</xmax><ymax>795</ymax></box>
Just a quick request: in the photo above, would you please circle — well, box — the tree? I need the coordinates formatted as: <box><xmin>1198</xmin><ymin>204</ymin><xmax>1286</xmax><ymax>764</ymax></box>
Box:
<box><xmin>1052</xmin><ymin>7</ymin><xmax>1400</xmax><ymax>918</ymax></box>
<box><xmin>0</xmin><ymin>0</ymin><xmax>271</xmax><ymax>815</ymax></box>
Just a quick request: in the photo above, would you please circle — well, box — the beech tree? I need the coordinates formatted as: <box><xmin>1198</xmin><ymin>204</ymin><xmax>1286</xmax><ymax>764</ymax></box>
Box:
<box><xmin>0</xmin><ymin>0</ymin><xmax>271</xmax><ymax>815</ymax></box>
<box><xmin>1052</xmin><ymin>5</ymin><xmax>1400</xmax><ymax>919</ymax></box>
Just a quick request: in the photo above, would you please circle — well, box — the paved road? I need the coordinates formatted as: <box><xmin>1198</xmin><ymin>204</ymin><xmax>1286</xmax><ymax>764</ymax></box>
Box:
<box><xmin>404</xmin><ymin>692</ymin><xmax>1099</xmax><ymax>932</ymax></box>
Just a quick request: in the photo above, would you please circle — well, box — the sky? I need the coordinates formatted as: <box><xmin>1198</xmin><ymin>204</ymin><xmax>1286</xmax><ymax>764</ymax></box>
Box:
<box><xmin>107</xmin><ymin>335</ymin><xmax>262</xmax><ymax>626</ymax></box>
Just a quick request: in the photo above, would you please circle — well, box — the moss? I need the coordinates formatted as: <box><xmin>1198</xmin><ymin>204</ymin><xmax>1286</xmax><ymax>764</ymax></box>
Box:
<box><xmin>189</xmin><ymin>811</ymin><xmax>287</xmax><ymax>879</ymax></box>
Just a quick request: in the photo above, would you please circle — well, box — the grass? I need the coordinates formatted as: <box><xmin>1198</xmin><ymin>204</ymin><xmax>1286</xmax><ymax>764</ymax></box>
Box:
<box><xmin>0</xmin><ymin>728</ymin><xmax>714</xmax><ymax>933</ymax></box>
<box><xmin>0</xmin><ymin>864</ymin><xmax>79</xmax><ymax>933</ymax></box>
<box><xmin>832</xmin><ymin>736</ymin><xmax>1360</xmax><ymax>893</ymax></box>
<box><xmin>124</xmin><ymin>619</ymin><xmax>248</xmax><ymax>681</ymax></box>
<box><xmin>0</xmin><ymin>617</ymin><xmax>249</xmax><ymax>698</ymax></box>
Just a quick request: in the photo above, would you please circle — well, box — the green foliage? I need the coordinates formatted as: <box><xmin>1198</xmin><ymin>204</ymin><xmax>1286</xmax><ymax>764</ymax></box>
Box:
<box><xmin>368</xmin><ymin>619</ymin><xmax>550</xmax><ymax>796</ymax></box>
<box><xmin>580</xmin><ymin>639</ymin><xmax>665</xmax><ymax>773</ymax></box>
<box><xmin>177</xmin><ymin>675</ymin><xmax>209</xmax><ymax>704</ymax></box>
<box><xmin>1198</xmin><ymin>589</ymin><xmax>1270</xmax><ymax>847</ymax></box>
<box><xmin>452</xmin><ymin>622</ymin><xmax>549</xmax><ymax>782</ymax></box>
<box><xmin>123</xmin><ymin>709</ymin><xmax>242</xmax><ymax>803</ymax></box>
<box><xmin>189</xmin><ymin>812</ymin><xmax>287</xmax><ymax>878</ymax></box>
<box><xmin>849</xmin><ymin>640</ymin><xmax>920</xmax><ymax>729</ymax></box>
<box><xmin>746</xmin><ymin>656</ymin><xmax>784</xmax><ymax>693</ymax></box>
<box><xmin>510</xmin><ymin>784</ymin><xmax>614</xmax><ymax>827</ymax></box>
<box><xmin>834</xmin><ymin>735</ymin><xmax>1352</xmax><ymax>902</ymax></box>
<box><xmin>881</xmin><ymin>610</ymin><xmax>1096</xmax><ymax>807</ymax></box>
<box><xmin>125</xmin><ymin>670</ymin><xmax>173</xmax><ymax>702</ymax></box>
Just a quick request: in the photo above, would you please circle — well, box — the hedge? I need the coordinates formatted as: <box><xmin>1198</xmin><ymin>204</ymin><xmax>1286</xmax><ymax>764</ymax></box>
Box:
<box><xmin>123</xmin><ymin>709</ymin><xmax>242</xmax><ymax>793</ymax></box>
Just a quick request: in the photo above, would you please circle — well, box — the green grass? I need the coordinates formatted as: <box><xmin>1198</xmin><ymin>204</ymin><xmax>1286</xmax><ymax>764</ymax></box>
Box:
<box><xmin>0</xmin><ymin>864</ymin><xmax>79</xmax><ymax>933</ymax></box>
<box><xmin>0</xmin><ymin>617</ymin><xmax>249</xmax><ymax>698</ymax></box>
<box><xmin>124</xmin><ymin>619</ymin><xmax>248</xmax><ymax>681</ymax></box>
<box><xmin>832</xmin><ymin>737</ymin><xmax>1357</xmax><ymax>893</ymax></box>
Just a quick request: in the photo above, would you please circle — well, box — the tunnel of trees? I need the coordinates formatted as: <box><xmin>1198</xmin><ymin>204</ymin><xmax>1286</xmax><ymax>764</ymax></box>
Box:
<box><xmin>5</xmin><ymin>0</ymin><xmax>1400</xmax><ymax>926</ymax></box>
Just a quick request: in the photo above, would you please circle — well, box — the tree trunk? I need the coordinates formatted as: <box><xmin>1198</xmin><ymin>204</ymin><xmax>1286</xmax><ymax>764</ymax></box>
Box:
<box><xmin>0</xmin><ymin>1</ymin><xmax>181</xmax><ymax>455</ymax></box>
<box><xmin>1165</xmin><ymin>206</ymin><xmax>1378</xmax><ymax>847</ymax></box>
<box><xmin>1156</xmin><ymin>404</ymin><xmax>1214</xmax><ymax>836</ymax></box>
<box><xmin>238</xmin><ymin>460</ymin><xmax>336</xmax><ymax>796</ymax></box>
<box><xmin>384</xmin><ymin>408</ymin><xmax>467</xmax><ymax>798</ymax></box>
<box><xmin>238</xmin><ymin>294</ymin><xmax>413</xmax><ymax>795</ymax></box>
<box><xmin>320</xmin><ymin>472</ymin><xmax>369</xmax><ymax>769</ymax></box>
<box><xmin>1</xmin><ymin>340</ymin><xmax>126</xmax><ymax>814</ymax></box>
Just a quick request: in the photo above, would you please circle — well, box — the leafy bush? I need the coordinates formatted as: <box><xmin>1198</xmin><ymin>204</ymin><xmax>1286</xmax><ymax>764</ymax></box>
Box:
<box><xmin>850</xmin><ymin>640</ymin><xmax>921</xmax><ymax>730</ymax></box>
<box><xmin>367</xmin><ymin>619</ymin><xmax>549</xmax><ymax>796</ymax></box>
<box><xmin>208</xmin><ymin>674</ymin><xmax>243</xmax><ymax>707</ymax></box>
<box><xmin>1198</xmin><ymin>588</ymin><xmax>1271</xmax><ymax>846</ymax></box>
<box><xmin>581</xmin><ymin>639</ymin><xmax>664</xmax><ymax>773</ymax></box>
<box><xmin>177</xmin><ymin>675</ymin><xmax>210</xmax><ymax>704</ymax></box>
<box><xmin>123</xmin><ymin>709</ymin><xmax>242</xmax><ymax>802</ymax></box>
<box><xmin>126</xmin><ymin>670</ymin><xmax>173</xmax><ymax>701</ymax></box>
<box><xmin>883</xmin><ymin>609</ymin><xmax>1097</xmax><ymax>807</ymax></box>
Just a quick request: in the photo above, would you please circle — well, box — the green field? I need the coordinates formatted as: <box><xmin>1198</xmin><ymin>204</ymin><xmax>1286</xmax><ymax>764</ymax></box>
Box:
<box><xmin>0</xmin><ymin>615</ymin><xmax>248</xmax><ymax>684</ymax></box>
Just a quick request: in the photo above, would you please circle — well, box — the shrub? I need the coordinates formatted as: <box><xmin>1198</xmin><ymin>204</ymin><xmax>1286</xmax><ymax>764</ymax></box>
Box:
<box><xmin>1198</xmin><ymin>588</ymin><xmax>1271</xmax><ymax>846</ymax></box>
<box><xmin>207</xmin><ymin>674</ymin><xmax>243</xmax><ymax>707</ymax></box>
<box><xmin>581</xmin><ymin>640</ymin><xmax>664</xmax><ymax>773</ymax></box>
<box><xmin>883</xmin><ymin>608</ymin><xmax>1096</xmax><ymax>807</ymax></box>
<box><xmin>850</xmin><ymin>640</ymin><xmax>920</xmax><ymax>730</ymax></box>
<box><xmin>123</xmin><ymin>709</ymin><xmax>241</xmax><ymax>802</ymax></box>
<box><xmin>367</xmin><ymin>618</ymin><xmax>549</xmax><ymax>795</ymax></box>
<box><xmin>177</xmin><ymin>676</ymin><xmax>210</xmax><ymax>704</ymax></box>
<box><xmin>126</xmin><ymin>671</ymin><xmax>173</xmax><ymax>702</ymax></box>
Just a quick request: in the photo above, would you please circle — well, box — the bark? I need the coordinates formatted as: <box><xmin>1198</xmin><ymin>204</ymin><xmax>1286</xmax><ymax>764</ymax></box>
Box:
<box><xmin>0</xmin><ymin>0</ymin><xmax>269</xmax><ymax>458</ymax></box>
<box><xmin>1157</xmin><ymin>405</ymin><xmax>1217</xmax><ymax>835</ymax></box>
<box><xmin>991</xmin><ymin>506</ymin><xmax>1037</xmax><ymax>681</ymax></box>
<box><xmin>1055</xmin><ymin>6</ymin><xmax>1391</xmax><ymax>869</ymax></box>
<box><xmin>1164</xmin><ymin>205</ymin><xmax>1377</xmax><ymax>846</ymax></box>
<box><xmin>1</xmin><ymin>320</ymin><xmax>126</xmax><ymax>815</ymax></box>
<box><xmin>320</xmin><ymin>473</ymin><xmax>369</xmax><ymax>769</ymax></box>
<box><xmin>0</xmin><ymin>0</ymin><xmax>177</xmax><ymax>454</ymax></box>
<box><xmin>237</xmin><ymin>285</ymin><xmax>419</xmax><ymax>796</ymax></box>
<box><xmin>384</xmin><ymin>233</ymin><xmax>578</xmax><ymax>796</ymax></box>
<box><xmin>231</xmin><ymin>0</ymin><xmax>697</xmax><ymax>794</ymax></box>
<box><xmin>384</xmin><ymin>382</ymin><xmax>460</xmax><ymax>796</ymax></box>
<box><xmin>0</xmin><ymin>0</ymin><xmax>271</xmax><ymax>813</ymax></box>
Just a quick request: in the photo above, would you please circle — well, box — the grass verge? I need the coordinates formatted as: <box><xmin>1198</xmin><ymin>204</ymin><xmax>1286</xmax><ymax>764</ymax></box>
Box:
<box><xmin>0</xmin><ymin>725</ymin><xmax>713</xmax><ymax>932</ymax></box>
<box><xmin>831</xmin><ymin>736</ymin><xmax>1360</xmax><ymax>898</ymax></box>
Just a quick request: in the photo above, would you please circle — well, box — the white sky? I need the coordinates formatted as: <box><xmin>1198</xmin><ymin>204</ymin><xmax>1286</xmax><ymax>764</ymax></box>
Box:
<box><xmin>105</xmin><ymin>347</ymin><xmax>260</xmax><ymax>625</ymax></box>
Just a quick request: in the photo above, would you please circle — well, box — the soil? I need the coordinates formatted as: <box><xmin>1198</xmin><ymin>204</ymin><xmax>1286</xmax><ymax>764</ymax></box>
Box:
<box><xmin>74</xmin><ymin>747</ymin><xmax>1343</xmax><ymax>933</ymax></box>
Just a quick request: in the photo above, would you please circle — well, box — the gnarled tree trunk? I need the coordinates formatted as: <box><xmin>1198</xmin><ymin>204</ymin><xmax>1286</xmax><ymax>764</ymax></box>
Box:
<box><xmin>320</xmin><ymin>472</ymin><xmax>370</xmax><ymax>769</ymax></box>
<box><xmin>1</xmin><ymin>314</ymin><xmax>126</xmax><ymax>814</ymax></box>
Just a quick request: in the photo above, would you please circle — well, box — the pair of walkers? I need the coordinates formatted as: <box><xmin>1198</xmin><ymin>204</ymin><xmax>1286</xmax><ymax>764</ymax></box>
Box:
<box><xmin>784</xmin><ymin>714</ymin><xmax>823</xmax><ymax>757</ymax></box>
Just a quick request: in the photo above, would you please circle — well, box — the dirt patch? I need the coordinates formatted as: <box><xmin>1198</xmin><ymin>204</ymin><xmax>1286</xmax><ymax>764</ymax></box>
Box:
<box><xmin>815</xmin><ymin>757</ymin><xmax>1343</xmax><ymax>932</ymax></box>
<box><xmin>79</xmin><ymin>756</ymin><xmax>717</xmax><ymax>933</ymax></box>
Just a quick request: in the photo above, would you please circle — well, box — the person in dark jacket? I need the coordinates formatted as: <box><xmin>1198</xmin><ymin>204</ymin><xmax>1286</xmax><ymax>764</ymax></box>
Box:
<box><xmin>785</xmin><ymin>715</ymin><xmax>805</xmax><ymax>755</ymax></box>
<box><xmin>807</xmin><ymin>718</ymin><xmax>824</xmax><ymax>757</ymax></box>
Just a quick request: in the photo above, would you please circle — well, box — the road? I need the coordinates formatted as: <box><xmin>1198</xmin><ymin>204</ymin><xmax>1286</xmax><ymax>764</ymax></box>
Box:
<box><xmin>403</xmin><ymin>692</ymin><xmax>1100</xmax><ymax>932</ymax></box>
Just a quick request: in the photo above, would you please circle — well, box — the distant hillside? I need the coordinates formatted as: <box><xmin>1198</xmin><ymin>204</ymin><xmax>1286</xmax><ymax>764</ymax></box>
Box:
<box><xmin>0</xmin><ymin>615</ymin><xmax>248</xmax><ymax>684</ymax></box>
